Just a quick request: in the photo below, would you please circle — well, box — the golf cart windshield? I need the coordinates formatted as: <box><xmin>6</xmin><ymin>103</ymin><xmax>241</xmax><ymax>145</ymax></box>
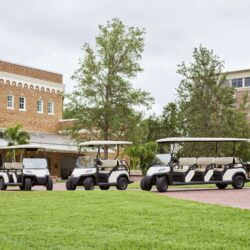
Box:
<box><xmin>153</xmin><ymin>154</ymin><xmax>171</xmax><ymax>165</ymax></box>
<box><xmin>76</xmin><ymin>156</ymin><xmax>95</xmax><ymax>168</ymax></box>
<box><xmin>23</xmin><ymin>158</ymin><xmax>48</xmax><ymax>169</ymax></box>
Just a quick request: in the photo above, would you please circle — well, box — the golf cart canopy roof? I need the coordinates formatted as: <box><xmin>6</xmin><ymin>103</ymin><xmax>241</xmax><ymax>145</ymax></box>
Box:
<box><xmin>0</xmin><ymin>144</ymin><xmax>46</xmax><ymax>150</ymax></box>
<box><xmin>79</xmin><ymin>140</ymin><xmax>133</xmax><ymax>146</ymax></box>
<box><xmin>156</xmin><ymin>137</ymin><xmax>249</xmax><ymax>143</ymax></box>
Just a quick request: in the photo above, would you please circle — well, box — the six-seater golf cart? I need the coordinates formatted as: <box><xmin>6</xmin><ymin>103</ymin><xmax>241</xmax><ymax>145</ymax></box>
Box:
<box><xmin>66</xmin><ymin>140</ymin><xmax>134</xmax><ymax>191</ymax></box>
<box><xmin>141</xmin><ymin>137</ymin><xmax>250</xmax><ymax>192</ymax></box>
<box><xmin>0</xmin><ymin>145</ymin><xmax>53</xmax><ymax>191</ymax></box>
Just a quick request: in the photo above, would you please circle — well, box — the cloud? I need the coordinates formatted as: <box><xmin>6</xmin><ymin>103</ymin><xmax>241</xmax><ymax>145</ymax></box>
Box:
<box><xmin>1</xmin><ymin>0</ymin><xmax>250</xmax><ymax>115</ymax></box>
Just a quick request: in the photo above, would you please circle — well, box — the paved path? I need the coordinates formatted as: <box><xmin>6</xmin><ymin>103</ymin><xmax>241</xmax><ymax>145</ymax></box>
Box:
<box><xmin>6</xmin><ymin>183</ymin><xmax>250</xmax><ymax>209</ymax></box>
<box><xmin>160</xmin><ymin>187</ymin><xmax>250</xmax><ymax>209</ymax></box>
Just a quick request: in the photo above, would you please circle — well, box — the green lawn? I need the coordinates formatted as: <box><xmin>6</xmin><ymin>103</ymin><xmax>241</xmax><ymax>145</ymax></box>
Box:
<box><xmin>0</xmin><ymin>191</ymin><xmax>249</xmax><ymax>250</ymax></box>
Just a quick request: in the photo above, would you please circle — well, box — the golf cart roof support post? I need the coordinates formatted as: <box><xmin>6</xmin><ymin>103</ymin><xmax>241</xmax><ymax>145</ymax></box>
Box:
<box><xmin>115</xmin><ymin>145</ymin><xmax>120</xmax><ymax>159</ymax></box>
<box><xmin>97</xmin><ymin>145</ymin><xmax>101</xmax><ymax>159</ymax></box>
<box><xmin>170</xmin><ymin>143</ymin><xmax>176</xmax><ymax>159</ymax></box>
<box><xmin>233</xmin><ymin>141</ymin><xmax>236</xmax><ymax>155</ymax></box>
<box><xmin>216</xmin><ymin>142</ymin><xmax>218</xmax><ymax>156</ymax></box>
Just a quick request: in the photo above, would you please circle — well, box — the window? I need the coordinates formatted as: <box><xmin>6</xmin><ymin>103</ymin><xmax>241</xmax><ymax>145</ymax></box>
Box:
<box><xmin>245</xmin><ymin>77</ymin><xmax>250</xmax><ymax>87</ymax></box>
<box><xmin>37</xmin><ymin>100</ymin><xmax>43</xmax><ymax>113</ymax></box>
<box><xmin>48</xmin><ymin>101</ymin><xmax>54</xmax><ymax>115</ymax></box>
<box><xmin>19</xmin><ymin>97</ymin><xmax>26</xmax><ymax>111</ymax></box>
<box><xmin>7</xmin><ymin>95</ymin><xmax>14</xmax><ymax>109</ymax></box>
<box><xmin>231</xmin><ymin>78</ymin><xmax>243</xmax><ymax>88</ymax></box>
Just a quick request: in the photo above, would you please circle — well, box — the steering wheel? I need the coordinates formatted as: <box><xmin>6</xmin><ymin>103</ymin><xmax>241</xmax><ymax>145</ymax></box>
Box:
<box><xmin>94</xmin><ymin>158</ymin><xmax>103</xmax><ymax>166</ymax></box>
<box><xmin>170</xmin><ymin>157</ymin><xmax>179</xmax><ymax>166</ymax></box>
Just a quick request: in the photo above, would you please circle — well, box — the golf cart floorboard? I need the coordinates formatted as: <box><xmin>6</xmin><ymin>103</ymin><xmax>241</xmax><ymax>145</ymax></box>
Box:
<box><xmin>172</xmin><ymin>179</ymin><xmax>250</xmax><ymax>186</ymax></box>
<box><xmin>98</xmin><ymin>180</ymin><xmax>134</xmax><ymax>186</ymax></box>
<box><xmin>5</xmin><ymin>183</ymin><xmax>22</xmax><ymax>186</ymax></box>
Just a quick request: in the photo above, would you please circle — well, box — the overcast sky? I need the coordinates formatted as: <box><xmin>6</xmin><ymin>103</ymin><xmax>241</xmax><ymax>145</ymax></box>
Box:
<box><xmin>1</xmin><ymin>0</ymin><xmax>250</xmax><ymax>115</ymax></box>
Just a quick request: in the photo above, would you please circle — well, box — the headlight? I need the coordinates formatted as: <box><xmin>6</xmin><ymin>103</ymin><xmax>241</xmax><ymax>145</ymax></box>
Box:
<box><xmin>158</xmin><ymin>168</ymin><xmax>166</xmax><ymax>172</ymax></box>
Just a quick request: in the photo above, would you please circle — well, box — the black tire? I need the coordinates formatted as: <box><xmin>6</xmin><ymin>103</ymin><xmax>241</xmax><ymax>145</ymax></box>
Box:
<box><xmin>99</xmin><ymin>185</ymin><xmax>110</xmax><ymax>190</ymax></box>
<box><xmin>83</xmin><ymin>177</ymin><xmax>94</xmax><ymax>190</ymax></box>
<box><xmin>19</xmin><ymin>185</ymin><xmax>24</xmax><ymax>190</ymax></box>
<box><xmin>0</xmin><ymin>178</ymin><xmax>7</xmax><ymax>191</ymax></box>
<box><xmin>216</xmin><ymin>183</ymin><xmax>228</xmax><ymax>190</ymax></box>
<box><xmin>140</xmin><ymin>177</ymin><xmax>152</xmax><ymax>191</ymax></box>
<box><xmin>116</xmin><ymin>176</ymin><xmax>128</xmax><ymax>190</ymax></box>
<box><xmin>66</xmin><ymin>179</ymin><xmax>71</xmax><ymax>190</ymax></box>
<box><xmin>24</xmin><ymin>178</ymin><xmax>32</xmax><ymax>191</ymax></box>
<box><xmin>232</xmin><ymin>175</ymin><xmax>245</xmax><ymax>189</ymax></box>
<box><xmin>46</xmin><ymin>178</ymin><xmax>53</xmax><ymax>191</ymax></box>
<box><xmin>66</xmin><ymin>179</ymin><xmax>76</xmax><ymax>191</ymax></box>
<box><xmin>156</xmin><ymin>176</ymin><xmax>168</xmax><ymax>192</ymax></box>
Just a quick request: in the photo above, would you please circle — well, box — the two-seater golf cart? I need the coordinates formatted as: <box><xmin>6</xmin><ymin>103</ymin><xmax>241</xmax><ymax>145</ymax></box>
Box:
<box><xmin>66</xmin><ymin>140</ymin><xmax>134</xmax><ymax>191</ymax></box>
<box><xmin>141</xmin><ymin>137</ymin><xmax>250</xmax><ymax>192</ymax></box>
<box><xmin>0</xmin><ymin>145</ymin><xmax>53</xmax><ymax>191</ymax></box>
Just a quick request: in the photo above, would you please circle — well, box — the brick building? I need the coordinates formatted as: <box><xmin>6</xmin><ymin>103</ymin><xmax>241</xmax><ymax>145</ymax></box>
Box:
<box><xmin>0</xmin><ymin>60</ymin><xmax>79</xmax><ymax>179</ymax></box>
<box><xmin>226</xmin><ymin>69</ymin><xmax>250</xmax><ymax>119</ymax></box>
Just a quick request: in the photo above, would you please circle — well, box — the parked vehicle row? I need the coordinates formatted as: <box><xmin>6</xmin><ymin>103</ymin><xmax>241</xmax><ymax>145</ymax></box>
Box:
<box><xmin>0</xmin><ymin>138</ymin><xmax>249</xmax><ymax>192</ymax></box>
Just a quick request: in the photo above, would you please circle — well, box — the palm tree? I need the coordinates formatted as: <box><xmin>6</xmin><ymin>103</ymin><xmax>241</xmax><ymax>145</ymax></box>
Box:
<box><xmin>0</xmin><ymin>124</ymin><xmax>30</xmax><ymax>161</ymax></box>
<box><xmin>1</xmin><ymin>124</ymin><xmax>30</xmax><ymax>146</ymax></box>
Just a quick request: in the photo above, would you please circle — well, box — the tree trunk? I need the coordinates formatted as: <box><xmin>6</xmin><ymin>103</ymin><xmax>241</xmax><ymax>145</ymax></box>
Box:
<box><xmin>103</xmin><ymin>129</ymin><xmax>109</xmax><ymax>160</ymax></box>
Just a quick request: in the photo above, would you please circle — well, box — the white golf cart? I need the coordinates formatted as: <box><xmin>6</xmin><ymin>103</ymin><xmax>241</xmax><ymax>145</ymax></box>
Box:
<box><xmin>141</xmin><ymin>137</ymin><xmax>250</xmax><ymax>192</ymax></box>
<box><xmin>0</xmin><ymin>145</ymin><xmax>53</xmax><ymax>191</ymax></box>
<box><xmin>66</xmin><ymin>140</ymin><xmax>134</xmax><ymax>191</ymax></box>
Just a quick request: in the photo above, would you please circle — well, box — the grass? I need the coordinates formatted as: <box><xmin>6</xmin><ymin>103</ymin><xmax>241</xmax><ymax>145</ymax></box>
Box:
<box><xmin>0</xmin><ymin>191</ymin><xmax>249</xmax><ymax>250</ymax></box>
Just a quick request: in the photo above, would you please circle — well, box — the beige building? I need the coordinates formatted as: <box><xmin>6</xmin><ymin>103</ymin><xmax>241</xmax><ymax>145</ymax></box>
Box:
<box><xmin>0</xmin><ymin>60</ymin><xmax>78</xmax><ymax>179</ymax></box>
<box><xmin>226</xmin><ymin>69</ymin><xmax>250</xmax><ymax>119</ymax></box>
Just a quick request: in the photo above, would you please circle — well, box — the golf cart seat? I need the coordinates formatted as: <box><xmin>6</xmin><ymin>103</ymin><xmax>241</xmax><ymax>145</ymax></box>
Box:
<box><xmin>191</xmin><ymin>157</ymin><xmax>215</xmax><ymax>181</ymax></box>
<box><xmin>4</xmin><ymin>162</ymin><xmax>23</xmax><ymax>170</ymax></box>
<box><xmin>101</xmin><ymin>160</ymin><xmax>118</xmax><ymax>168</ymax></box>
<box><xmin>99</xmin><ymin>160</ymin><xmax>119</xmax><ymax>174</ymax></box>
<box><xmin>195</xmin><ymin>157</ymin><xmax>215</xmax><ymax>172</ymax></box>
<box><xmin>212</xmin><ymin>157</ymin><xmax>235</xmax><ymax>181</ymax></box>
<box><xmin>174</xmin><ymin>157</ymin><xmax>197</xmax><ymax>173</ymax></box>
<box><xmin>214</xmin><ymin>157</ymin><xmax>234</xmax><ymax>171</ymax></box>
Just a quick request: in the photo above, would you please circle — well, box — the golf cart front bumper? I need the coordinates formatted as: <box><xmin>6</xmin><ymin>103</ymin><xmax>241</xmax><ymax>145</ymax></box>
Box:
<box><xmin>35</xmin><ymin>176</ymin><xmax>49</xmax><ymax>185</ymax></box>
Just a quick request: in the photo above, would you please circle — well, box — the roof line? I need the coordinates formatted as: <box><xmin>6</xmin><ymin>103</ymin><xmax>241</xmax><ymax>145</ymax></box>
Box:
<box><xmin>0</xmin><ymin>59</ymin><xmax>62</xmax><ymax>76</ymax></box>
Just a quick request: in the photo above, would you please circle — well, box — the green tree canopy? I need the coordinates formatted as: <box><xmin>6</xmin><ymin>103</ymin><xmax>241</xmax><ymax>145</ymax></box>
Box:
<box><xmin>66</xmin><ymin>18</ymin><xmax>154</xmax><ymax>156</ymax></box>
<box><xmin>0</xmin><ymin>124</ymin><xmax>30</xmax><ymax>146</ymax></box>
<box><xmin>175</xmin><ymin>45</ymin><xmax>250</xmax><ymax>157</ymax></box>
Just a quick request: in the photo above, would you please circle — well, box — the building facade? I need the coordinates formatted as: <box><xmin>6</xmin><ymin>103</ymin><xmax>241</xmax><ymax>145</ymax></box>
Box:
<box><xmin>0</xmin><ymin>60</ymin><xmax>78</xmax><ymax>178</ymax></box>
<box><xmin>226</xmin><ymin>69</ymin><xmax>250</xmax><ymax>119</ymax></box>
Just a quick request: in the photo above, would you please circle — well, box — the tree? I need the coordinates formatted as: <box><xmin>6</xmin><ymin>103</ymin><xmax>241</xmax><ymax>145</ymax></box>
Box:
<box><xmin>0</xmin><ymin>124</ymin><xmax>30</xmax><ymax>146</ymax></box>
<box><xmin>176</xmin><ymin>45</ymin><xmax>250</xmax><ymax>156</ymax></box>
<box><xmin>0</xmin><ymin>124</ymin><xmax>30</xmax><ymax>162</ymax></box>
<box><xmin>125</xmin><ymin>141</ymin><xmax>158</xmax><ymax>174</ymax></box>
<box><xmin>66</xmin><ymin>18</ymin><xmax>154</xmax><ymax>158</ymax></box>
<box><xmin>161</xmin><ymin>102</ymin><xmax>181</xmax><ymax>137</ymax></box>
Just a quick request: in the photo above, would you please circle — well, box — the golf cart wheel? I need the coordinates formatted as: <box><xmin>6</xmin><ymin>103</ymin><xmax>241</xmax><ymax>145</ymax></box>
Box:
<box><xmin>140</xmin><ymin>176</ymin><xmax>152</xmax><ymax>191</ymax></box>
<box><xmin>66</xmin><ymin>179</ymin><xmax>71</xmax><ymax>190</ymax></box>
<box><xmin>46</xmin><ymin>178</ymin><xmax>53</xmax><ymax>191</ymax></box>
<box><xmin>0</xmin><ymin>178</ymin><xmax>7</xmax><ymax>191</ymax></box>
<box><xmin>19</xmin><ymin>185</ymin><xmax>25</xmax><ymax>191</ymax></box>
<box><xmin>216</xmin><ymin>183</ymin><xmax>228</xmax><ymax>190</ymax></box>
<box><xmin>99</xmin><ymin>185</ymin><xmax>110</xmax><ymax>190</ymax></box>
<box><xmin>116</xmin><ymin>177</ymin><xmax>128</xmax><ymax>190</ymax></box>
<box><xmin>83</xmin><ymin>177</ymin><xmax>95</xmax><ymax>190</ymax></box>
<box><xmin>232</xmin><ymin>175</ymin><xmax>245</xmax><ymax>189</ymax></box>
<box><xmin>66</xmin><ymin>179</ymin><xmax>76</xmax><ymax>191</ymax></box>
<box><xmin>24</xmin><ymin>178</ymin><xmax>32</xmax><ymax>191</ymax></box>
<box><xmin>156</xmin><ymin>176</ymin><xmax>168</xmax><ymax>192</ymax></box>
